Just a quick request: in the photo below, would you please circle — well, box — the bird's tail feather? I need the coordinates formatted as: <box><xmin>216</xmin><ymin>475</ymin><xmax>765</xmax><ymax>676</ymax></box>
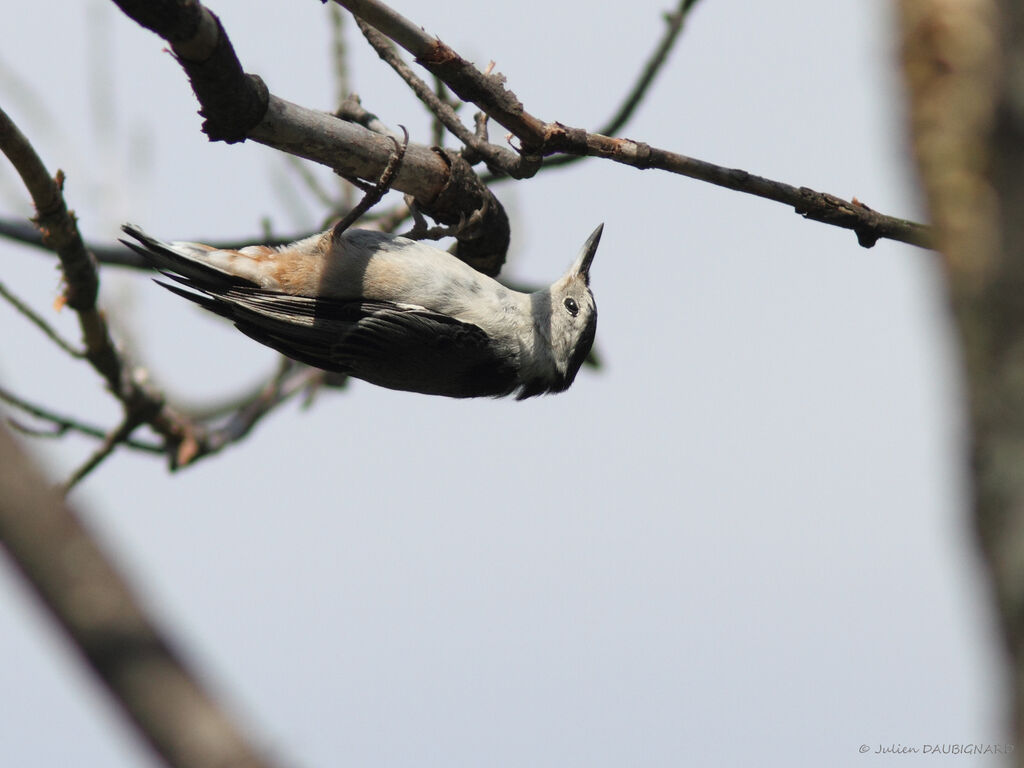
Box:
<box><xmin>120</xmin><ymin>224</ymin><xmax>247</xmax><ymax>292</ymax></box>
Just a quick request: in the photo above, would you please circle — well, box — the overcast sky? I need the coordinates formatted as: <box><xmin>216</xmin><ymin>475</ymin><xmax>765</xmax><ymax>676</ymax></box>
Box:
<box><xmin>0</xmin><ymin>1</ymin><xmax>1009</xmax><ymax>766</ymax></box>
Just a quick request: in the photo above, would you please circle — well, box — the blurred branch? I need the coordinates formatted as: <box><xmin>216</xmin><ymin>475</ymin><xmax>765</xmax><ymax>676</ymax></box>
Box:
<box><xmin>0</xmin><ymin>279</ymin><xmax>84</xmax><ymax>358</ymax></box>
<box><xmin>282</xmin><ymin>155</ymin><xmax>340</xmax><ymax>210</ymax></box>
<box><xmin>327</xmin><ymin>3</ymin><xmax>358</xmax><ymax>209</ymax></box>
<box><xmin>0</xmin><ymin>384</ymin><xmax>163</xmax><ymax>452</ymax></box>
<box><xmin>0</xmin><ymin>422</ymin><xmax>277</xmax><ymax>768</ymax></box>
<box><xmin>603</xmin><ymin>0</ymin><xmax>702</xmax><ymax>136</ymax></box>
<box><xmin>354</xmin><ymin>17</ymin><xmax>520</xmax><ymax>172</ymax></box>
<box><xmin>898</xmin><ymin>0</ymin><xmax>1017</xmax><ymax>746</ymax></box>
<box><xmin>0</xmin><ymin>109</ymin><xmax>337</xmax><ymax>472</ymax></box>
<box><xmin>432</xmin><ymin>76</ymin><xmax>452</xmax><ymax>148</ymax></box>
<box><xmin>0</xmin><ymin>104</ymin><xmax>198</xmax><ymax>471</ymax></box>
<box><xmin>328</xmin><ymin>1</ymin><xmax>351</xmax><ymax>110</ymax></box>
<box><xmin>0</xmin><ymin>215</ymin><xmax>305</xmax><ymax>269</ymax></box>
<box><xmin>59</xmin><ymin>411</ymin><xmax>144</xmax><ymax>495</ymax></box>
<box><xmin>538</xmin><ymin>0</ymin><xmax>701</xmax><ymax>172</ymax></box>
<box><xmin>184</xmin><ymin>361</ymin><xmax>321</xmax><ymax>461</ymax></box>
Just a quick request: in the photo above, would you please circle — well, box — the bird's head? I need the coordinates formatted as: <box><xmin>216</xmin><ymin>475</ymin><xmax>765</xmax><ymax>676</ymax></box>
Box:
<box><xmin>528</xmin><ymin>224</ymin><xmax>602</xmax><ymax>396</ymax></box>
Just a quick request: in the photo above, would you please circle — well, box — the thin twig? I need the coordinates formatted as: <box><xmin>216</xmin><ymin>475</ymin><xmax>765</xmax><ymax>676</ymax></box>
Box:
<box><xmin>0</xmin><ymin>385</ymin><xmax>163</xmax><ymax>452</ymax></box>
<box><xmin>0</xmin><ymin>106</ymin><xmax>191</xmax><ymax>445</ymax></box>
<box><xmin>0</xmin><ymin>106</ymin><xmax>310</xmax><ymax>470</ymax></box>
<box><xmin>539</xmin><ymin>0</ymin><xmax>699</xmax><ymax>171</ymax></box>
<box><xmin>328</xmin><ymin>1</ymin><xmax>351</xmax><ymax>111</ymax></box>
<box><xmin>337</xmin><ymin>0</ymin><xmax>932</xmax><ymax>249</ymax></box>
<box><xmin>553</xmin><ymin>133</ymin><xmax>934</xmax><ymax>247</ymax></box>
<box><xmin>0</xmin><ymin>215</ymin><xmax>308</xmax><ymax>270</ymax></box>
<box><xmin>328</xmin><ymin>3</ymin><xmax>358</xmax><ymax>210</ymax></box>
<box><xmin>432</xmin><ymin>75</ymin><xmax>449</xmax><ymax>148</ymax></box>
<box><xmin>0</xmin><ymin>280</ymin><xmax>85</xmax><ymax>357</ymax></box>
<box><xmin>282</xmin><ymin>154</ymin><xmax>338</xmax><ymax>209</ymax></box>
<box><xmin>192</xmin><ymin>364</ymin><xmax>321</xmax><ymax>458</ymax></box>
<box><xmin>174</xmin><ymin>360</ymin><xmax>298</xmax><ymax>421</ymax></box>
<box><xmin>7</xmin><ymin>418</ymin><xmax>77</xmax><ymax>439</ymax></box>
<box><xmin>60</xmin><ymin>414</ymin><xmax>141</xmax><ymax>495</ymax></box>
<box><xmin>605</xmin><ymin>0</ymin><xmax>701</xmax><ymax>135</ymax></box>
<box><xmin>103</xmin><ymin>0</ymin><xmax>931</xmax><ymax>249</ymax></box>
<box><xmin>354</xmin><ymin>17</ymin><xmax>521</xmax><ymax>172</ymax></box>
<box><xmin>332</xmin><ymin>0</ymin><xmax>549</xmax><ymax>147</ymax></box>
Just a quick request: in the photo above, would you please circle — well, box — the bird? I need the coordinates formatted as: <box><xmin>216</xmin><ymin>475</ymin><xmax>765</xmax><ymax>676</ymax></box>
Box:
<box><xmin>120</xmin><ymin>222</ymin><xmax>602</xmax><ymax>399</ymax></box>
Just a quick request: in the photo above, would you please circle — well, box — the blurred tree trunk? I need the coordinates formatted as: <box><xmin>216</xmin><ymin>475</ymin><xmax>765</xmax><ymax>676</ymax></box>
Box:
<box><xmin>900</xmin><ymin>0</ymin><xmax>1024</xmax><ymax>750</ymax></box>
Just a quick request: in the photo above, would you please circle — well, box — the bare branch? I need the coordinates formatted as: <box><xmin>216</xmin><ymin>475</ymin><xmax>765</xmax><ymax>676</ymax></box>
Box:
<box><xmin>282</xmin><ymin>156</ymin><xmax>339</xmax><ymax>210</ymax></box>
<box><xmin>0</xmin><ymin>108</ymin><xmax>324</xmax><ymax>471</ymax></box>
<box><xmin>332</xmin><ymin>0</ymin><xmax>549</xmax><ymax>150</ymax></box>
<box><xmin>340</xmin><ymin>0</ymin><xmax>931</xmax><ymax>248</ymax></box>
<box><xmin>0</xmin><ymin>280</ymin><xmax>84</xmax><ymax>358</ymax></box>
<box><xmin>109</xmin><ymin>0</ymin><xmax>268</xmax><ymax>144</ymax></box>
<box><xmin>187</xmin><ymin>362</ymin><xmax>321</xmax><ymax>461</ymax></box>
<box><xmin>0</xmin><ymin>105</ymin><xmax>206</xmax><ymax>463</ymax></box>
<box><xmin>540</xmin><ymin>0</ymin><xmax>700</xmax><ymax>171</ymax></box>
<box><xmin>106</xmin><ymin>0</ymin><xmax>930</xmax><ymax>254</ymax></box>
<box><xmin>605</xmin><ymin>0</ymin><xmax>702</xmax><ymax>135</ymax></box>
<box><xmin>0</xmin><ymin>114</ymin><xmax>97</xmax><ymax>309</ymax></box>
<box><xmin>110</xmin><ymin>0</ymin><xmax>512</xmax><ymax>268</ymax></box>
<box><xmin>555</xmin><ymin>135</ymin><xmax>933</xmax><ymax>248</ymax></box>
<box><xmin>0</xmin><ymin>385</ymin><xmax>163</xmax><ymax>452</ymax></box>
<box><xmin>432</xmin><ymin>76</ymin><xmax>451</xmax><ymax>148</ymax></box>
<box><xmin>0</xmin><ymin>215</ymin><xmax>306</xmax><ymax>270</ymax></box>
<box><xmin>59</xmin><ymin>413</ymin><xmax>142</xmax><ymax>495</ymax></box>
<box><xmin>354</xmin><ymin>17</ymin><xmax>521</xmax><ymax>173</ymax></box>
<box><xmin>328</xmin><ymin>1</ymin><xmax>352</xmax><ymax>109</ymax></box>
<box><xmin>0</xmin><ymin>422</ymin><xmax>278</xmax><ymax>768</ymax></box>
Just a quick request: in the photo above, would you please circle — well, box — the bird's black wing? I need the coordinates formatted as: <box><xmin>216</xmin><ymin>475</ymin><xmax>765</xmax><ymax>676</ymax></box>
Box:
<box><xmin>122</xmin><ymin>224</ymin><xmax>521</xmax><ymax>397</ymax></box>
<box><xmin>161</xmin><ymin>283</ymin><xmax>520</xmax><ymax>398</ymax></box>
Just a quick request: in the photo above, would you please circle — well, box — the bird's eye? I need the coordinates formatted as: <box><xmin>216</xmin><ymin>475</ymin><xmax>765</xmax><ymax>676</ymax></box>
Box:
<box><xmin>564</xmin><ymin>297</ymin><xmax>579</xmax><ymax>317</ymax></box>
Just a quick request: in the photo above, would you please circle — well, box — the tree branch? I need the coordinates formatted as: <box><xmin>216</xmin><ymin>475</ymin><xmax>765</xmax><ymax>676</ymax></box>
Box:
<box><xmin>0</xmin><ymin>279</ymin><xmax>85</xmax><ymax>358</ymax></box>
<box><xmin>0</xmin><ymin>109</ymin><xmax>336</xmax><ymax>472</ymax></box>
<box><xmin>111</xmin><ymin>0</ymin><xmax>513</xmax><ymax>272</ymax></box>
<box><xmin>0</xmin><ymin>422</ymin><xmax>278</xmax><ymax>768</ymax></box>
<box><xmin>899</xmin><ymin>0</ymin><xmax>1017</xmax><ymax>745</ymax></box>
<box><xmin>184</xmin><ymin>362</ymin><xmax>322</xmax><ymax>462</ymax></box>
<box><xmin>59</xmin><ymin>412</ymin><xmax>144</xmax><ymax>495</ymax></box>
<box><xmin>337</xmin><ymin>0</ymin><xmax>932</xmax><ymax>249</ymax></box>
<box><xmin>0</xmin><ymin>215</ymin><xmax>304</xmax><ymax>269</ymax></box>
<box><xmin>333</xmin><ymin>0</ymin><xmax>549</xmax><ymax>151</ymax></box>
<box><xmin>0</xmin><ymin>385</ymin><xmax>163</xmax><ymax>452</ymax></box>
<box><xmin>354</xmin><ymin>17</ymin><xmax>521</xmax><ymax>173</ymax></box>
<box><xmin>539</xmin><ymin>0</ymin><xmax>701</xmax><ymax>172</ymax></box>
<box><xmin>0</xmin><ymin>104</ymin><xmax>197</xmax><ymax>458</ymax></box>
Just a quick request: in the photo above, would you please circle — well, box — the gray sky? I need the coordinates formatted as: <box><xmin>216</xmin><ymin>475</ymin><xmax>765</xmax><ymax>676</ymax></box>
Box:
<box><xmin>0</xmin><ymin>1</ymin><xmax>1008</xmax><ymax>766</ymax></box>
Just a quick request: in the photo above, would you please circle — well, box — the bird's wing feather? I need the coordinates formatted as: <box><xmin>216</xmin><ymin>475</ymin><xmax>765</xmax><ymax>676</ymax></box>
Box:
<box><xmin>123</xmin><ymin>224</ymin><xmax>523</xmax><ymax>398</ymax></box>
<box><xmin>120</xmin><ymin>225</ymin><xmax>246</xmax><ymax>291</ymax></box>
<box><xmin>167</xmin><ymin>284</ymin><xmax>519</xmax><ymax>398</ymax></box>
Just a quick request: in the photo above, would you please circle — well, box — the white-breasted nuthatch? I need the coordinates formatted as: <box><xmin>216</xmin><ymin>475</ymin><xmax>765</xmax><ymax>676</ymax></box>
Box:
<box><xmin>121</xmin><ymin>223</ymin><xmax>602</xmax><ymax>399</ymax></box>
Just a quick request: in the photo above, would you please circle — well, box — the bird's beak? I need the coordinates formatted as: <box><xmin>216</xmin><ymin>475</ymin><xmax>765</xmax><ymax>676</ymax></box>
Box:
<box><xmin>570</xmin><ymin>223</ymin><xmax>603</xmax><ymax>286</ymax></box>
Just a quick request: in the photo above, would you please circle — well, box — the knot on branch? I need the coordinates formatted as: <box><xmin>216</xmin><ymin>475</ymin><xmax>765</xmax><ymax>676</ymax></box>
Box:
<box><xmin>543</xmin><ymin>122</ymin><xmax>588</xmax><ymax>154</ymax></box>
<box><xmin>32</xmin><ymin>204</ymin><xmax>99</xmax><ymax>311</ymax></box>
<box><xmin>194</xmin><ymin>73</ymin><xmax>269</xmax><ymax>143</ymax></box>
<box><xmin>420</xmin><ymin>148</ymin><xmax>510</xmax><ymax>276</ymax></box>
<box><xmin>174</xmin><ymin>13</ymin><xmax>269</xmax><ymax>143</ymax></box>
